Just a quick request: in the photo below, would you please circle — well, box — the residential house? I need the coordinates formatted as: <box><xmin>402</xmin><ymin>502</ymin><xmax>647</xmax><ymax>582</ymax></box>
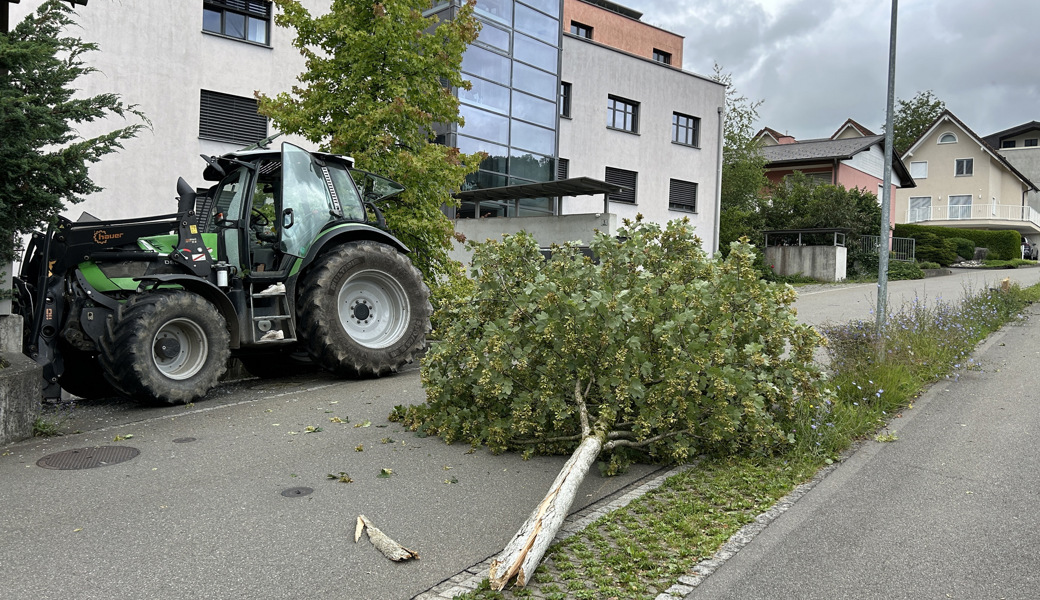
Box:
<box><xmin>755</xmin><ymin>119</ymin><xmax>915</xmax><ymax>227</ymax></box>
<box><xmin>982</xmin><ymin>121</ymin><xmax>1040</xmax><ymax>215</ymax></box>
<box><xmin>894</xmin><ymin>110</ymin><xmax>1039</xmax><ymax>245</ymax></box>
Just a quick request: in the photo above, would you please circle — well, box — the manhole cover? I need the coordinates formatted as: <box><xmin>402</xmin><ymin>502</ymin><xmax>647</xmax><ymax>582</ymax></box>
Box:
<box><xmin>281</xmin><ymin>487</ymin><xmax>314</xmax><ymax>498</ymax></box>
<box><xmin>172</xmin><ymin>437</ymin><xmax>197</xmax><ymax>443</ymax></box>
<box><xmin>37</xmin><ymin>446</ymin><xmax>140</xmax><ymax>470</ymax></box>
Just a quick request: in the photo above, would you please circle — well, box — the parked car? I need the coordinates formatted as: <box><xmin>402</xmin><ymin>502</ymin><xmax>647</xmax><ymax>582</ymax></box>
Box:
<box><xmin>1023</xmin><ymin>241</ymin><xmax>1038</xmax><ymax>260</ymax></box>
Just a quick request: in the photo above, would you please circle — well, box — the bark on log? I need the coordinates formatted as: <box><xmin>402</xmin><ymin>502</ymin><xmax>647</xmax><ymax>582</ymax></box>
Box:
<box><xmin>355</xmin><ymin>515</ymin><xmax>420</xmax><ymax>561</ymax></box>
<box><xmin>488</xmin><ymin>434</ymin><xmax>604</xmax><ymax>590</ymax></box>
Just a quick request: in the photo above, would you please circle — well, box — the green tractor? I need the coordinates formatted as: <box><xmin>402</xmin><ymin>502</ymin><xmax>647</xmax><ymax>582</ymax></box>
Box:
<box><xmin>15</xmin><ymin>141</ymin><xmax>432</xmax><ymax>404</ymax></box>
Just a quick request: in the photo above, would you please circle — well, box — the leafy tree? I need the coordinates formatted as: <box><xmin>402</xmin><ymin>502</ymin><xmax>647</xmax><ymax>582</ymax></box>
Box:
<box><xmin>0</xmin><ymin>0</ymin><xmax>146</xmax><ymax>261</ymax></box>
<box><xmin>763</xmin><ymin>172</ymin><xmax>881</xmax><ymax>240</ymax></box>
<box><xmin>257</xmin><ymin>0</ymin><xmax>483</xmax><ymax>283</ymax></box>
<box><xmin>713</xmin><ymin>65</ymin><xmax>768</xmax><ymax>252</ymax></box>
<box><xmin>886</xmin><ymin>90</ymin><xmax>945</xmax><ymax>155</ymax></box>
<box><xmin>399</xmin><ymin>217</ymin><xmax>827</xmax><ymax>588</ymax></box>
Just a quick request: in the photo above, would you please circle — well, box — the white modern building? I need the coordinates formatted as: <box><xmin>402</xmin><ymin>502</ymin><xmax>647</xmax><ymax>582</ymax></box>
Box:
<box><xmin>9</xmin><ymin>0</ymin><xmax>725</xmax><ymax>255</ymax></box>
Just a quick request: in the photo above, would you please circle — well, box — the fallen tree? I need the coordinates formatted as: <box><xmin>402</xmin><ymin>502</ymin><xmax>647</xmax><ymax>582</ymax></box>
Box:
<box><xmin>395</xmin><ymin>218</ymin><xmax>828</xmax><ymax>589</ymax></box>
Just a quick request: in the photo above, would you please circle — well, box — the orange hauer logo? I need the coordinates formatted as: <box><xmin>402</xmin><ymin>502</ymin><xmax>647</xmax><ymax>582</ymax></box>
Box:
<box><xmin>93</xmin><ymin>230</ymin><xmax>124</xmax><ymax>245</ymax></box>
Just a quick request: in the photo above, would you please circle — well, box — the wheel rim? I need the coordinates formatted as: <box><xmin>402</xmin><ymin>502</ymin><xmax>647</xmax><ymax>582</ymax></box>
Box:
<box><xmin>337</xmin><ymin>269</ymin><xmax>411</xmax><ymax>349</ymax></box>
<box><xmin>152</xmin><ymin>318</ymin><xmax>209</xmax><ymax>380</ymax></box>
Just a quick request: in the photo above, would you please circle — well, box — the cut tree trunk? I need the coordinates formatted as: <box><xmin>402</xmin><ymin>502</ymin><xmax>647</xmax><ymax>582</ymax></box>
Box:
<box><xmin>488</xmin><ymin>433</ymin><xmax>604</xmax><ymax>590</ymax></box>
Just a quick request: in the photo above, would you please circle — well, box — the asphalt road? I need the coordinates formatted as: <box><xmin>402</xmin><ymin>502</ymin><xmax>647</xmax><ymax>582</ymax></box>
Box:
<box><xmin>0</xmin><ymin>367</ymin><xmax>660</xmax><ymax>600</ymax></box>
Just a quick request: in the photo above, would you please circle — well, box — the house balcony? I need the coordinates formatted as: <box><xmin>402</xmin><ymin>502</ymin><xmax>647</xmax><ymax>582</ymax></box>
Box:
<box><xmin>906</xmin><ymin>203</ymin><xmax>1040</xmax><ymax>236</ymax></box>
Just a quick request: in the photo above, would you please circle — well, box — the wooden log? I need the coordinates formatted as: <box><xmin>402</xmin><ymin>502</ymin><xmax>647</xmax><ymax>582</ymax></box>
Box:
<box><xmin>488</xmin><ymin>434</ymin><xmax>604</xmax><ymax>590</ymax></box>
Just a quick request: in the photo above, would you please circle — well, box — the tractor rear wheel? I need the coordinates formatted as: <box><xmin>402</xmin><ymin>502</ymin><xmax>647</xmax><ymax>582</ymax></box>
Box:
<box><xmin>298</xmin><ymin>241</ymin><xmax>431</xmax><ymax>377</ymax></box>
<box><xmin>99</xmin><ymin>291</ymin><xmax>230</xmax><ymax>404</ymax></box>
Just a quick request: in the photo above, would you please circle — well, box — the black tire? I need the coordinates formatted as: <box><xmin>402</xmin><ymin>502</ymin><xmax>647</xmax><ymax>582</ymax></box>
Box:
<box><xmin>238</xmin><ymin>348</ymin><xmax>321</xmax><ymax>379</ymax></box>
<box><xmin>298</xmin><ymin>241</ymin><xmax>431</xmax><ymax>377</ymax></box>
<box><xmin>98</xmin><ymin>291</ymin><xmax>230</xmax><ymax>404</ymax></box>
<box><xmin>57</xmin><ymin>341</ymin><xmax>121</xmax><ymax>400</ymax></box>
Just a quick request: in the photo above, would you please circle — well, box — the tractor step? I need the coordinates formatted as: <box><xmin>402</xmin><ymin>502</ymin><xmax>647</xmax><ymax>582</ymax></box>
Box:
<box><xmin>248</xmin><ymin>283</ymin><xmax>297</xmax><ymax>344</ymax></box>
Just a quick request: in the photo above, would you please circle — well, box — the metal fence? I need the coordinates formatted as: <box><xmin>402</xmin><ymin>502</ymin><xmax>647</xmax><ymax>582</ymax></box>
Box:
<box><xmin>859</xmin><ymin>235</ymin><xmax>916</xmax><ymax>262</ymax></box>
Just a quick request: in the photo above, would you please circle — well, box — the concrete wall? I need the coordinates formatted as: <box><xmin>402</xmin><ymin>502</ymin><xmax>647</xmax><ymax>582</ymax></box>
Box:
<box><xmin>0</xmin><ymin>353</ymin><xmax>42</xmax><ymax>446</ymax></box>
<box><xmin>449</xmin><ymin>213</ymin><xmax>617</xmax><ymax>265</ymax></box>
<box><xmin>999</xmin><ymin>148</ymin><xmax>1040</xmax><ymax>210</ymax></box>
<box><xmin>766</xmin><ymin>246</ymin><xmax>847</xmax><ymax>282</ymax></box>
<box><xmin>559</xmin><ymin>35</ymin><xmax>725</xmax><ymax>251</ymax></box>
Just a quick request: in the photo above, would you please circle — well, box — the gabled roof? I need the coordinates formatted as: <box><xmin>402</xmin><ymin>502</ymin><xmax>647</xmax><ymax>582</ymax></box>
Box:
<box><xmin>761</xmin><ymin>135</ymin><xmax>884</xmax><ymax>163</ymax></box>
<box><xmin>831</xmin><ymin>118</ymin><xmax>875</xmax><ymax>139</ymax></box>
<box><xmin>903</xmin><ymin>110</ymin><xmax>1038</xmax><ymax>192</ymax></box>
<box><xmin>982</xmin><ymin>121</ymin><xmax>1040</xmax><ymax>148</ymax></box>
<box><xmin>760</xmin><ymin>134</ymin><xmax>915</xmax><ymax>189</ymax></box>
<box><xmin>754</xmin><ymin>126</ymin><xmax>795</xmax><ymax>146</ymax></box>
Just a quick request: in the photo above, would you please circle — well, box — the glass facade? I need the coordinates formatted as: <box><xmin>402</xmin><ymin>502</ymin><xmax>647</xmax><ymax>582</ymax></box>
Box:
<box><xmin>433</xmin><ymin>0</ymin><xmax>563</xmax><ymax>218</ymax></box>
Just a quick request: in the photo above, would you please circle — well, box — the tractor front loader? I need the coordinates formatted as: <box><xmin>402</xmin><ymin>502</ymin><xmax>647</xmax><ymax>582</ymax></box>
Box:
<box><xmin>15</xmin><ymin>141</ymin><xmax>431</xmax><ymax>404</ymax></box>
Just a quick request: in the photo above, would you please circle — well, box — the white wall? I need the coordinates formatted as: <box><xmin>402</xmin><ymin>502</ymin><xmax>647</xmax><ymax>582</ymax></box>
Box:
<box><xmin>9</xmin><ymin>0</ymin><xmax>319</xmax><ymax>222</ymax></box>
<box><xmin>559</xmin><ymin>35</ymin><xmax>725</xmax><ymax>250</ymax></box>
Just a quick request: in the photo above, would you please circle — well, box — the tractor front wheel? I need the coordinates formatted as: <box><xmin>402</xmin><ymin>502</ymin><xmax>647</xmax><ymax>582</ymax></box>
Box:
<box><xmin>99</xmin><ymin>291</ymin><xmax>230</xmax><ymax>404</ymax></box>
<box><xmin>299</xmin><ymin>241</ymin><xmax>431</xmax><ymax>377</ymax></box>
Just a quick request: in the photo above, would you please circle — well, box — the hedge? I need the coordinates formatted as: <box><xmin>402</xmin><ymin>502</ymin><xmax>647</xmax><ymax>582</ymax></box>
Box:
<box><xmin>894</xmin><ymin>224</ymin><xmax>1020</xmax><ymax>261</ymax></box>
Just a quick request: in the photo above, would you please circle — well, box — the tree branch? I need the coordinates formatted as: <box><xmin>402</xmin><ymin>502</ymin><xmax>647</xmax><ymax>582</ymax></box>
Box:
<box><xmin>603</xmin><ymin>427</ymin><xmax>700</xmax><ymax>450</ymax></box>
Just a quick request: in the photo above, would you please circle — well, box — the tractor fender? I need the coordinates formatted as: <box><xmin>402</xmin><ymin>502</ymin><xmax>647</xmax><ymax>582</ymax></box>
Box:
<box><xmin>298</xmin><ymin>223</ymin><xmax>411</xmax><ymax>273</ymax></box>
<box><xmin>133</xmin><ymin>274</ymin><xmax>242</xmax><ymax>348</ymax></box>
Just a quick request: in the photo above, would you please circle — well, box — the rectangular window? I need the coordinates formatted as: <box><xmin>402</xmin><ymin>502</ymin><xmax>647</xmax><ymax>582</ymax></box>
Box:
<box><xmin>949</xmin><ymin>194</ymin><xmax>972</xmax><ymax>219</ymax></box>
<box><xmin>672</xmin><ymin>112</ymin><xmax>699</xmax><ymax>146</ymax></box>
<box><xmin>1027</xmin><ymin>138</ymin><xmax>1039</xmax><ymax>147</ymax></box>
<box><xmin>668</xmin><ymin>179</ymin><xmax>697</xmax><ymax>212</ymax></box>
<box><xmin>909</xmin><ymin>161</ymin><xmax>928</xmax><ymax>179</ymax></box>
<box><xmin>559</xmin><ymin>82</ymin><xmax>571</xmax><ymax>118</ymax></box>
<box><xmin>955</xmin><ymin>158</ymin><xmax>973</xmax><ymax>176</ymax></box>
<box><xmin>557</xmin><ymin>157</ymin><xmax>569</xmax><ymax>180</ymax></box>
<box><xmin>653</xmin><ymin>49</ymin><xmax>671</xmax><ymax>65</ymax></box>
<box><xmin>202</xmin><ymin>0</ymin><xmax>271</xmax><ymax>46</ymax></box>
<box><xmin>199</xmin><ymin>89</ymin><xmax>268</xmax><ymax>145</ymax></box>
<box><xmin>605</xmin><ymin>167</ymin><xmax>637</xmax><ymax>204</ymax></box>
<box><xmin>607</xmin><ymin>96</ymin><xmax>639</xmax><ymax>133</ymax></box>
<box><xmin>1002</xmin><ymin>140</ymin><xmax>1016</xmax><ymax>148</ymax></box>
<box><xmin>570</xmin><ymin>21</ymin><xmax>592</xmax><ymax>39</ymax></box>
<box><xmin>908</xmin><ymin>196</ymin><xmax>931</xmax><ymax>222</ymax></box>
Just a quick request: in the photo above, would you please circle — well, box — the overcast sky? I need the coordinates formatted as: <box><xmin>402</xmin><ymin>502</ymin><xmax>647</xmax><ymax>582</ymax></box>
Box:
<box><xmin>619</xmin><ymin>0</ymin><xmax>1040</xmax><ymax>140</ymax></box>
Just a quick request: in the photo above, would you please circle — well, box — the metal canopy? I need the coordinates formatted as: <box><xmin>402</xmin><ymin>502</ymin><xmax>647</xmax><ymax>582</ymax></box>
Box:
<box><xmin>453</xmin><ymin>176</ymin><xmax>626</xmax><ymax>203</ymax></box>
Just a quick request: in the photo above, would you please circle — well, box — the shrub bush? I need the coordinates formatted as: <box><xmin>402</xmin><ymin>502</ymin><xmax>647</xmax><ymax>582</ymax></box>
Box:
<box><xmin>913</xmin><ymin>232</ymin><xmax>958</xmax><ymax>266</ymax></box>
<box><xmin>894</xmin><ymin>223</ymin><xmax>1019</xmax><ymax>260</ymax></box>
<box><xmin>888</xmin><ymin>261</ymin><xmax>924</xmax><ymax>280</ymax></box>
<box><xmin>918</xmin><ymin>261</ymin><xmax>941</xmax><ymax>270</ymax></box>
<box><xmin>948</xmin><ymin>237</ymin><xmax>976</xmax><ymax>261</ymax></box>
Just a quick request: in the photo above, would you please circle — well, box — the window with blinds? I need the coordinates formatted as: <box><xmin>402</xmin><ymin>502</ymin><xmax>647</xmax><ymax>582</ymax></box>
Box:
<box><xmin>668</xmin><ymin>178</ymin><xmax>697</xmax><ymax>212</ymax></box>
<box><xmin>605</xmin><ymin>167</ymin><xmax>637</xmax><ymax>204</ymax></box>
<box><xmin>199</xmin><ymin>90</ymin><xmax>268</xmax><ymax>145</ymax></box>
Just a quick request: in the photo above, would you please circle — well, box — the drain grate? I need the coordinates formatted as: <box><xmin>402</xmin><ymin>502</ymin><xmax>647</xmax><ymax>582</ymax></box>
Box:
<box><xmin>37</xmin><ymin>446</ymin><xmax>140</xmax><ymax>470</ymax></box>
<box><xmin>281</xmin><ymin>487</ymin><xmax>314</xmax><ymax>498</ymax></box>
<box><xmin>172</xmin><ymin>437</ymin><xmax>197</xmax><ymax>443</ymax></box>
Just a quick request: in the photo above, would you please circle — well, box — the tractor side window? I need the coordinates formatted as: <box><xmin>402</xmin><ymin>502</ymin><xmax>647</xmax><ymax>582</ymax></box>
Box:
<box><xmin>326</xmin><ymin>164</ymin><xmax>366</xmax><ymax>221</ymax></box>
<box><xmin>281</xmin><ymin>143</ymin><xmax>335</xmax><ymax>258</ymax></box>
<box><xmin>209</xmin><ymin>167</ymin><xmax>252</xmax><ymax>269</ymax></box>
<box><xmin>208</xmin><ymin>167</ymin><xmax>251</xmax><ymax>232</ymax></box>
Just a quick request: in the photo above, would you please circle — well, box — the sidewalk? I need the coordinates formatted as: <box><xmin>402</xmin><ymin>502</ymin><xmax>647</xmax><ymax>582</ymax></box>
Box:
<box><xmin>682</xmin><ymin>304</ymin><xmax>1040</xmax><ymax>599</ymax></box>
